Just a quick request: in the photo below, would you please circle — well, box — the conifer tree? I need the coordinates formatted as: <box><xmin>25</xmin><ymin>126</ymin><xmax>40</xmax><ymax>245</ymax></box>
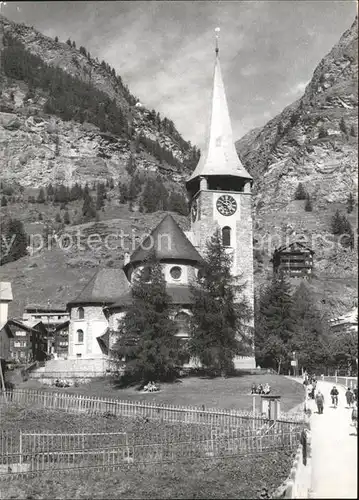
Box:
<box><xmin>37</xmin><ymin>188</ymin><xmax>46</xmax><ymax>204</ymax></box>
<box><xmin>350</xmin><ymin>125</ymin><xmax>356</xmax><ymax>137</ymax></box>
<box><xmin>82</xmin><ymin>191</ymin><xmax>96</xmax><ymax>220</ymax></box>
<box><xmin>112</xmin><ymin>254</ymin><xmax>184</xmax><ymax>384</ymax></box>
<box><xmin>168</xmin><ymin>191</ymin><xmax>189</xmax><ymax>216</ymax></box>
<box><xmin>254</xmin><ymin>274</ymin><xmax>295</xmax><ymax>374</ymax></box>
<box><xmin>289</xmin><ymin>283</ymin><xmax>329</xmax><ymax>372</ymax></box>
<box><xmin>347</xmin><ymin>192</ymin><xmax>355</xmax><ymax>214</ymax></box>
<box><xmin>339</xmin><ymin>117</ymin><xmax>348</xmax><ymax>135</ymax></box>
<box><xmin>96</xmin><ymin>182</ymin><xmax>106</xmax><ymax>210</ymax></box>
<box><xmin>47</xmin><ymin>183</ymin><xmax>54</xmax><ymax>199</ymax></box>
<box><xmin>0</xmin><ymin>219</ymin><xmax>28</xmax><ymax>265</ymax></box>
<box><xmin>63</xmin><ymin>210</ymin><xmax>70</xmax><ymax>225</ymax></box>
<box><xmin>304</xmin><ymin>194</ymin><xmax>313</xmax><ymax>212</ymax></box>
<box><xmin>119</xmin><ymin>183</ymin><xmax>128</xmax><ymax>204</ymax></box>
<box><xmin>1</xmin><ymin>196</ymin><xmax>7</xmax><ymax>207</ymax></box>
<box><xmin>331</xmin><ymin>209</ymin><xmax>344</xmax><ymax>235</ymax></box>
<box><xmin>318</xmin><ymin>126</ymin><xmax>328</xmax><ymax>138</ymax></box>
<box><xmin>294</xmin><ymin>182</ymin><xmax>307</xmax><ymax>200</ymax></box>
<box><xmin>55</xmin><ymin>213</ymin><xmax>61</xmax><ymax>223</ymax></box>
<box><xmin>189</xmin><ymin>229</ymin><xmax>252</xmax><ymax>376</ymax></box>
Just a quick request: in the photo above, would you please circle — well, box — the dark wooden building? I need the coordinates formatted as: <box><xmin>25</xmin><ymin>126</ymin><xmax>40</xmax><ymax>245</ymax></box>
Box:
<box><xmin>271</xmin><ymin>242</ymin><xmax>314</xmax><ymax>278</ymax></box>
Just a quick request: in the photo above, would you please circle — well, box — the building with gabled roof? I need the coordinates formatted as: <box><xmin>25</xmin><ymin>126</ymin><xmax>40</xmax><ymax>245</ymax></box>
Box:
<box><xmin>329</xmin><ymin>306</ymin><xmax>358</xmax><ymax>334</ymax></box>
<box><xmin>271</xmin><ymin>242</ymin><xmax>314</xmax><ymax>278</ymax></box>
<box><xmin>67</xmin><ymin>269</ymin><xmax>130</xmax><ymax>362</ymax></box>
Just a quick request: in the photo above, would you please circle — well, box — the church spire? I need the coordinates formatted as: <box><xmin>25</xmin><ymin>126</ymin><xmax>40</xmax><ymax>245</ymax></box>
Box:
<box><xmin>187</xmin><ymin>28</ymin><xmax>252</xmax><ymax>191</ymax></box>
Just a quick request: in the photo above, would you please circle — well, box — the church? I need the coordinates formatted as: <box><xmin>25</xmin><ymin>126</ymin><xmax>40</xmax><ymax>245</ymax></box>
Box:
<box><xmin>65</xmin><ymin>36</ymin><xmax>255</xmax><ymax>373</ymax></box>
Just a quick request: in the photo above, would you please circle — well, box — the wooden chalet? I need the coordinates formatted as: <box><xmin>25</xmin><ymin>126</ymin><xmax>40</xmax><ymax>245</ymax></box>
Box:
<box><xmin>271</xmin><ymin>242</ymin><xmax>314</xmax><ymax>278</ymax></box>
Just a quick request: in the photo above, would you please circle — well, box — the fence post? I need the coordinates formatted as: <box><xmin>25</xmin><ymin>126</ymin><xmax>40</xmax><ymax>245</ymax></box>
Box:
<box><xmin>19</xmin><ymin>430</ymin><xmax>22</xmax><ymax>465</ymax></box>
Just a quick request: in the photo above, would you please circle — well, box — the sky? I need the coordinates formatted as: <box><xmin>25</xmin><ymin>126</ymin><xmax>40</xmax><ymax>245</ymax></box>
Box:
<box><xmin>1</xmin><ymin>1</ymin><xmax>357</xmax><ymax>148</ymax></box>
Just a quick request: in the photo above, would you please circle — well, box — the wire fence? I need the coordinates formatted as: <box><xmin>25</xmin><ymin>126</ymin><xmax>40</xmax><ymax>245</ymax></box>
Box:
<box><xmin>0</xmin><ymin>427</ymin><xmax>300</xmax><ymax>476</ymax></box>
<box><xmin>0</xmin><ymin>389</ymin><xmax>303</xmax><ymax>478</ymax></box>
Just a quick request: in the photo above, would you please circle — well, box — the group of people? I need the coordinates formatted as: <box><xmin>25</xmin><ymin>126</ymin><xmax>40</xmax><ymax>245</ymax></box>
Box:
<box><xmin>303</xmin><ymin>373</ymin><xmax>317</xmax><ymax>400</ymax></box>
<box><xmin>251</xmin><ymin>383</ymin><xmax>271</xmax><ymax>395</ymax></box>
<box><xmin>143</xmin><ymin>381</ymin><xmax>159</xmax><ymax>393</ymax></box>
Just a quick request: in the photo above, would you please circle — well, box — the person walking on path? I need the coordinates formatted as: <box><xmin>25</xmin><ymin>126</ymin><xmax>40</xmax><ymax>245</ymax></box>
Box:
<box><xmin>346</xmin><ymin>387</ymin><xmax>354</xmax><ymax>408</ymax></box>
<box><xmin>351</xmin><ymin>402</ymin><xmax>358</xmax><ymax>434</ymax></box>
<box><xmin>330</xmin><ymin>385</ymin><xmax>339</xmax><ymax>407</ymax></box>
<box><xmin>315</xmin><ymin>390</ymin><xmax>325</xmax><ymax>414</ymax></box>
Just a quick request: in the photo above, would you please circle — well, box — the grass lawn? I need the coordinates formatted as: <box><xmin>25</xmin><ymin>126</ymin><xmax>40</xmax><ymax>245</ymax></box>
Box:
<box><xmin>0</xmin><ymin>374</ymin><xmax>303</xmax><ymax>499</ymax></box>
<box><xmin>18</xmin><ymin>374</ymin><xmax>305</xmax><ymax>413</ymax></box>
<box><xmin>0</xmin><ymin>451</ymin><xmax>295</xmax><ymax>499</ymax></box>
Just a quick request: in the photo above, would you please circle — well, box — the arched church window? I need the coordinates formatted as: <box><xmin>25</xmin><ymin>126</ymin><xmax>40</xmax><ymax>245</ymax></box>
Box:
<box><xmin>77</xmin><ymin>329</ymin><xmax>84</xmax><ymax>343</ymax></box>
<box><xmin>175</xmin><ymin>312</ymin><xmax>190</xmax><ymax>337</ymax></box>
<box><xmin>197</xmin><ymin>268</ymin><xmax>205</xmax><ymax>280</ymax></box>
<box><xmin>222</xmin><ymin>226</ymin><xmax>231</xmax><ymax>247</ymax></box>
<box><xmin>170</xmin><ymin>266</ymin><xmax>182</xmax><ymax>280</ymax></box>
<box><xmin>78</xmin><ymin>307</ymin><xmax>84</xmax><ymax>319</ymax></box>
<box><xmin>141</xmin><ymin>266</ymin><xmax>152</xmax><ymax>282</ymax></box>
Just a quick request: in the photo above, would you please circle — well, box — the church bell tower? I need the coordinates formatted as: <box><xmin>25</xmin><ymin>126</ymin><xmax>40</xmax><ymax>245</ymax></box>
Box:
<box><xmin>186</xmin><ymin>28</ymin><xmax>255</xmax><ymax>369</ymax></box>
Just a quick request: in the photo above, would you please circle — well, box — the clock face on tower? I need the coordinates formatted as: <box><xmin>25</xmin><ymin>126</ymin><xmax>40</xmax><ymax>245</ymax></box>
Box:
<box><xmin>216</xmin><ymin>195</ymin><xmax>237</xmax><ymax>216</ymax></box>
<box><xmin>191</xmin><ymin>200</ymin><xmax>198</xmax><ymax>222</ymax></box>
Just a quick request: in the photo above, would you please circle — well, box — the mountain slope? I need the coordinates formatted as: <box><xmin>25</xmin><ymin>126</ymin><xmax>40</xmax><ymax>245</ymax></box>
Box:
<box><xmin>0</xmin><ymin>14</ymin><xmax>199</xmax><ymax>187</ymax></box>
<box><xmin>236</xmin><ymin>17</ymin><xmax>358</xmax><ymax>315</ymax></box>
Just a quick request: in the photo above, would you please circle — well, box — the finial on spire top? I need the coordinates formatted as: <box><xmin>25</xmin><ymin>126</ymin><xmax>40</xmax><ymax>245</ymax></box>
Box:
<box><xmin>215</xmin><ymin>27</ymin><xmax>220</xmax><ymax>56</ymax></box>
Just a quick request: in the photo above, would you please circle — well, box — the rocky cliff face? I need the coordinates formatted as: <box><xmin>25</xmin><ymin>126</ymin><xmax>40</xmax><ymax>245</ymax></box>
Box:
<box><xmin>237</xmin><ymin>16</ymin><xmax>357</xmax><ymax>210</ymax></box>
<box><xmin>0</xmin><ymin>15</ymin><xmax>196</xmax><ymax>188</ymax></box>
<box><xmin>236</xmin><ymin>17</ymin><xmax>358</xmax><ymax>314</ymax></box>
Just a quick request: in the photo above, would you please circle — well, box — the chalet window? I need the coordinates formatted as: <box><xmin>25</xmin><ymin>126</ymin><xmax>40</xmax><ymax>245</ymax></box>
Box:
<box><xmin>78</xmin><ymin>307</ymin><xmax>84</xmax><ymax>319</ymax></box>
<box><xmin>76</xmin><ymin>329</ymin><xmax>84</xmax><ymax>343</ymax></box>
<box><xmin>222</xmin><ymin>226</ymin><xmax>231</xmax><ymax>247</ymax></box>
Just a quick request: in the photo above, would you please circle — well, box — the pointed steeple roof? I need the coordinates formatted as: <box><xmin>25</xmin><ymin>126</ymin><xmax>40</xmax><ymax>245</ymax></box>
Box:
<box><xmin>124</xmin><ymin>214</ymin><xmax>203</xmax><ymax>272</ymax></box>
<box><xmin>187</xmin><ymin>40</ymin><xmax>252</xmax><ymax>187</ymax></box>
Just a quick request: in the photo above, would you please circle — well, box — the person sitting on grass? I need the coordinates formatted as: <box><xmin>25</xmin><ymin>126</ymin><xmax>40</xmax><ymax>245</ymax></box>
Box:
<box><xmin>257</xmin><ymin>384</ymin><xmax>264</xmax><ymax>395</ymax></box>
<box><xmin>251</xmin><ymin>383</ymin><xmax>257</xmax><ymax>394</ymax></box>
<box><xmin>263</xmin><ymin>383</ymin><xmax>271</xmax><ymax>395</ymax></box>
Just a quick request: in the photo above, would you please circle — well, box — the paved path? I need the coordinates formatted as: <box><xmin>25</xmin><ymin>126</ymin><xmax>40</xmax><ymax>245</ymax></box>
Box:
<box><xmin>307</xmin><ymin>380</ymin><xmax>357</xmax><ymax>499</ymax></box>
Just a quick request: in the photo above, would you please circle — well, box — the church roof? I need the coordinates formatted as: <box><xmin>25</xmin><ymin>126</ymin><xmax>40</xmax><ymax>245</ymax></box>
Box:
<box><xmin>187</xmin><ymin>50</ymin><xmax>252</xmax><ymax>187</ymax></box>
<box><xmin>107</xmin><ymin>285</ymin><xmax>194</xmax><ymax>310</ymax></box>
<box><xmin>67</xmin><ymin>268</ymin><xmax>130</xmax><ymax>306</ymax></box>
<box><xmin>274</xmin><ymin>241</ymin><xmax>315</xmax><ymax>255</ymax></box>
<box><xmin>124</xmin><ymin>214</ymin><xmax>203</xmax><ymax>271</ymax></box>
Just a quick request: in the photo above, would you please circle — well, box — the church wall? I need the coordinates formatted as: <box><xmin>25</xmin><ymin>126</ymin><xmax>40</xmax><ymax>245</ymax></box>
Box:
<box><xmin>0</xmin><ymin>302</ymin><xmax>9</xmax><ymax>325</ymax></box>
<box><xmin>108</xmin><ymin>311</ymin><xmax>125</xmax><ymax>333</ymax></box>
<box><xmin>132</xmin><ymin>263</ymin><xmax>199</xmax><ymax>286</ymax></box>
<box><xmin>68</xmin><ymin>306</ymin><xmax>108</xmax><ymax>360</ymax></box>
